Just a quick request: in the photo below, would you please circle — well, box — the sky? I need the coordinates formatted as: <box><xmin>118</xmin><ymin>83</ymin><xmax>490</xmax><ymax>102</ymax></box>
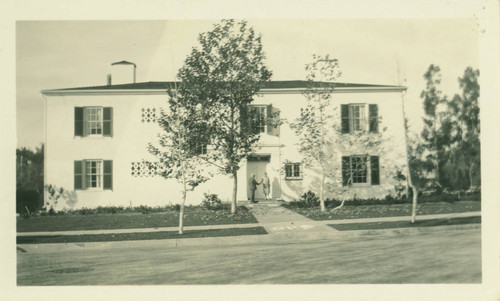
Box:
<box><xmin>16</xmin><ymin>19</ymin><xmax>479</xmax><ymax>149</ymax></box>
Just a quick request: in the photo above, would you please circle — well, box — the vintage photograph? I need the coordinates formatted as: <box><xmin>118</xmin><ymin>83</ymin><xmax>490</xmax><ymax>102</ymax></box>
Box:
<box><xmin>16</xmin><ymin>17</ymin><xmax>482</xmax><ymax>287</ymax></box>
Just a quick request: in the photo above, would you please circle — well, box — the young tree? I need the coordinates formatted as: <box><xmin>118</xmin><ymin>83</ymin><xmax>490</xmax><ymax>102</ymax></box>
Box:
<box><xmin>420</xmin><ymin>64</ymin><xmax>447</xmax><ymax>185</ymax></box>
<box><xmin>291</xmin><ymin>54</ymin><xmax>386</xmax><ymax>212</ymax></box>
<box><xmin>290</xmin><ymin>54</ymin><xmax>341</xmax><ymax>212</ymax></box>
<box><xmin>148</xmin><ymin>93</ymin><xmax>212</xmax><ymax>234</ymax></box>
<box><xmin>174</xmin><ymin>19</ymin><xmax>272</xmax><ymax>213</ymax></box>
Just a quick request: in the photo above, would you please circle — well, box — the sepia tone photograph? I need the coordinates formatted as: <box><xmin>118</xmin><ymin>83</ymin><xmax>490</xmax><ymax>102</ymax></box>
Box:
<box><xmin>4</xmin><ymin>1</ymin><xmax>500</xmax><ymax>300</ymax></box>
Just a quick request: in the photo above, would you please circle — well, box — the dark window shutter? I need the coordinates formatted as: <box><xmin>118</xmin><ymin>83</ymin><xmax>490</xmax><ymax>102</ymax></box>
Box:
<box><xmin>342</xmin><ymin>156</ymin><xmax>350</xmax><ymax>186</ymax></box>
<box><xmin>103</xmin><ymin>160</ymin><xmax>113</xmax><ymax>190</ymax></box>
<box><xmin>103</xmin><ymin>107</ymin><xmax>113</xmax><ymax>137</ymax></box>
<box><xmin>370</xmin><ymin>156</ymin><xmax>380</xmax><ymax>185</ymax></box>
<box><xmin>266</xmin><ymin>105</ymin><xmax>273</xmax><ymax>135</ymax></box>
<box><xmin>74</xmin><ymin>107</ymin><xmax>84</xmax><ymax>136</ymax></box>
<box><xmin>341</xmin><ymin>105</ymin><xmax>349</xmax><ymax>133</ymax></box>
<box><xmin>369</xmin><ymin>104</ymin><xmax>378</xmax><ymax>133</ymax></box>
<box><xmin>74</xmin><ymin>160</ymin><xmax>83</xmax><ymax>190</ymax></box>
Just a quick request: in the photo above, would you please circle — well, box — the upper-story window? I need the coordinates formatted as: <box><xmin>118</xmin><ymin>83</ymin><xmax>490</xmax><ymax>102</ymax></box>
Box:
<box><xmin>248</xmin><ymin>104</ymin><xmax>280</xmax><ymax>136</ymax></box>
<box><xmin>75</xmin><ymin>107</ymin><xmax>113</xmax><ymax>137</ymax></box>
<box><xmin>250</xmin><ymin>105</ymin><xmax>266</xmax><ymax>133</ymax></box>
<box><xmin>341</xmin><ymin>104</ymin><xmax>378</xmax><ymax>133</ymax></box>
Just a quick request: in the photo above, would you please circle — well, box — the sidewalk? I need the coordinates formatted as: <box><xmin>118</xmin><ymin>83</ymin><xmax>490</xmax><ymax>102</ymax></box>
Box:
<box><xmin>17</xmin><ymin>204</ymin><xmax>481</xmax><ymax>237</ymax></box>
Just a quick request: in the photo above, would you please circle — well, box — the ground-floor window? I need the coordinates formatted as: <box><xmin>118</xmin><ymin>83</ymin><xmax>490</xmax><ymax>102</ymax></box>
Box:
<box><xmin>342</xmin><ymin>155</ymin><xmax>380</xmax><ymax>186</ymax></box>
<box><xmin>74</xmin><ymin>160</ymin><xmax>112</xmax><ymax>190</ymax></box>
<box><xmin>285</xmin><ymin>163</ymin><xmax>302</xmax><ymax>180</ymax></box>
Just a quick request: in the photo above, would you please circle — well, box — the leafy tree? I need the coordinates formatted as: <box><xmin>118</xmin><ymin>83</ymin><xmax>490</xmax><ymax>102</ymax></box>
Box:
<box><xmin>174</xmin><ymin>19</ymin><xmax>272</xmax><ymax>213</ymax></box>
<box><xmin>420</xmin><ymin>64</ymin><xmax>447</xmax><ymax>184</ymax></box>
<box><xmin>291</xmin><ymin>54</ymin><xmax>385</xmax><ymax>212</ymax></box>
<box><xmin>290</xmin><ymin>54</ymin><xmax>340</xmax><ymax>212</ymax></box>
<box><xmin>446</xmin><ymin>67</ymin><xmax>480</xmax><ymax>189</ymax></box>
<box><xmin>16</xmin><ymin>144</ymin><xmax>44</xmax><ymax>213</ymax></box>
<box><xmin>149</xmin><ymin>92</ymin><xmax>212</xmax><ymax>234</ymax></box>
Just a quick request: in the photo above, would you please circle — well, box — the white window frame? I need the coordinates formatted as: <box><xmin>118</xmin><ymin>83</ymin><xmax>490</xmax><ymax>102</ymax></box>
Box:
<box><xmin>345</xmin><ymin>155</ymin><xmax>372</xmax><ymax>186</ymax></box>
<box><xmin>348</xmin><ymin>104</ymin><xmax>368</xmax><ymax>132</ymax></box>
<box><xmin>84</xmin><ymin>107</ymin><xmax>103</xmax><ymax>136</ymax></box>
<box><xmin>285</xmin><ymin>162</ymin><xmax>302</xmax><ymax>180</ymax></box>
<box><xmin>85</xmin><ymin>160</ymin><xmax>103</xmax><ymax>190</ymax></box>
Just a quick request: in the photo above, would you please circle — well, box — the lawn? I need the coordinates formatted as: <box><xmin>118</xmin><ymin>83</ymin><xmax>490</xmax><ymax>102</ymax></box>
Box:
<box><xmin>328</xmin><ymin>216</ymin><xmax>481</xmax><ymax>231</ymax></box>
<box><xmin>17</xmin><ymin>227</ymin><xmax>267</xmax><ymax>244</ymax></box>
<box><xmin>17</xmin><ymin>206</ymin><xmax>258</xmax><ymax>232</ymax></box>
<box><xmin>283</xmin><ymin>201</ymin><xmax>480</xmax><ymax>221</ymax></box>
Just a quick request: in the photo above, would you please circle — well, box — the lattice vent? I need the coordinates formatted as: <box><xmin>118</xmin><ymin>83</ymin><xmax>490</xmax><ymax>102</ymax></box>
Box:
<box><xmin>130</xmin><ymin>161</ymin><xmax>163</xmax><ymax>177</ymax></box>
<box><xmin>141</xmin><ymin>108</ymin><xmax>156</xmax><ymax>123</ymax></box>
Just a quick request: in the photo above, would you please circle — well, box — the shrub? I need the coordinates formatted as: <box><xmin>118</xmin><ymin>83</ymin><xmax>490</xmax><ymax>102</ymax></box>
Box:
<box><xmin>201</xmin><ymin>193</ymin><xmax>223</xmax><ymax>210</ymax></box>
<box><xmin>138</xmin><ymin>205</ymin><xmax>151</xmax><ymax>214</ymax></box>
<box><xmin>16</xmin><ymin>189</ymin><xmax>40</xmax><ymax>217</ymax></box>
<box><xmin>289</xmin><ymin>191</ymin><xmax>320</xmax><ymax>208</ymax></box>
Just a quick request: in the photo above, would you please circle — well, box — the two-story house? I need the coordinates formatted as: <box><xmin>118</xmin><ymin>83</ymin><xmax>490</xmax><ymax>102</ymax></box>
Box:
<box><xmin>42</xmin><ymin>70</ymin><xmax>408</xmax><ymax>210</ymax></box>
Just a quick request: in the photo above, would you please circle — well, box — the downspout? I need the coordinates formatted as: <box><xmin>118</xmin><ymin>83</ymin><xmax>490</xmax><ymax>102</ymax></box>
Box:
<box><xmin>42</xmin><ymin>93</ymin><xmax>48</xmax><ymax>209</ymax></box>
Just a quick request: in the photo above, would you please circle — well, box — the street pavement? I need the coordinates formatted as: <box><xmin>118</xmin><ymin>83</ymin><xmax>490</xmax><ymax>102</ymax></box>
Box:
<box><xmin>16</xmin><ymin>204</ymin><xmax>482</xmax><ymax>285</ymax></box>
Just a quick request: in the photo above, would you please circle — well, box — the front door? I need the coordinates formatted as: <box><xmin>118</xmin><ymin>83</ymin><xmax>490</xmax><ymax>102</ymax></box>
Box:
<box><xmin>246</xmin><ymin>155</ymin><xmax>270</xmax><ymax>201</ymax></box>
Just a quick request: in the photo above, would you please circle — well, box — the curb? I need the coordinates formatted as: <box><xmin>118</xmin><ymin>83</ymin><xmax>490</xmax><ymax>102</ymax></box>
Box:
<box><xmin>16</xmin><ymin>223</ymin><xmax>481</xmax><ymax>253</ymax></box>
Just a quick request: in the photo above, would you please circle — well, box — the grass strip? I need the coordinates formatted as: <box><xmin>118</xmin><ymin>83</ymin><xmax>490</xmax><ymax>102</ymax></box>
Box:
<box><xmin>17</xmin><ymin>227</ymin><xmax>267</xmax><ymax>244</ymax></box>
<box><xmin>284</xmin><ymin>201</ymin><xmax>481</xmax><ymax>221</ymax></box>
<box><xmin>17</xmin><ymin>207</ymin><xmax>258</xmax><ymax>232</ymax></box>
<box><xmin>328</xmin><ymin>216</ymin><xmax>481</xmax><ymax>231</ymax></box>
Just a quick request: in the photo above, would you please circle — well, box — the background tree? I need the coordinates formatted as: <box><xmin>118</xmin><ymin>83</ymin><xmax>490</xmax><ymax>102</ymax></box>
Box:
<box><xmin>446</xmin><ymin>67</ymin><xmax>480</xmax><ymax>189</ymax></box>
<box><xmin>420</xmin><ymin>64</ymin><xmax>447</xmax><ymax>185</ymax></box>
<box><xmin>16</xmin><ymin>144</ymin><xmax>44</xmax><ymax>214</ymax></box>
<box><xmin>175</xmin><ymin>19</ymin><xmax>272</xmax><ymax>213</ymax></box>
<box><xmin>149</xmin><ymin>93</ymin><xmax>212</xmax><ymax>234</ymax></box>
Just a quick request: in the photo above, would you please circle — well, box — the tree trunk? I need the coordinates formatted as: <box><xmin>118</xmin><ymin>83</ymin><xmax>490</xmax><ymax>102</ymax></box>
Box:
<box><xmin>231</xmin><ymin>168</ymin><xmax>238</xmax><ymax>214</ymax></box>
<box><xmin>411</xmin><ymin>187</ymin><xmax>418</xmax><ymax>223</ymax></box>
<box><xmin>179</xmin><ymin>194</ymin><xmax>185</xmax><ymax>234</ymax></box>
<box><xmin>320</xmin><ymin>168</ymin><xmax>326</xmax><ymax>212</ymax></box>
<box><xmin>179</xmin><ymin>161</ymin><xmax>187</xmax><ymax>234</ymax></box>
<box><xmin>469</xmin><ymin>162</ymin><xmax>474</xmax><ymax>189</ymax></box>
<box><xmin>331</xmin><ymin>195</ymin><xmax>346</xmax><ymax>213</ymax></box>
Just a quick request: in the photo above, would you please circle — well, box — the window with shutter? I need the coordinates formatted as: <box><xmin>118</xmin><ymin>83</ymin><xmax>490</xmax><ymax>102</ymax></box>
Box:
<box><xmin>74</xmin><ymin>159</ymin><xmax>112</xmax><ymax>190</ymax></box>
<box><xmin>340</xmin><ymin>104</ymin><xmax>378</xmax><ymax>133</ymax></box>
<box><xmin>342</xmin><ymin>155</ymin><xmax>380</xmax><ymax>186</ymax></box>
<box><xmin>249</xmin><ymin>105</ymin><xmax>267</xmax><ymax>133</ymax></box>
<box><xmin>75</xmin><ymin>107</ymin><xmax>113</xmax><ymax>137</ymax></box>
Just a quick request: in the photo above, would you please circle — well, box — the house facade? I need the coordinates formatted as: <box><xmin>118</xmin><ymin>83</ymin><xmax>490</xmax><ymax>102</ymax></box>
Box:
<box><xmin>42</xmin><ymin>80</ymin><xmax>408</xmax><ymax>210</ymax></box>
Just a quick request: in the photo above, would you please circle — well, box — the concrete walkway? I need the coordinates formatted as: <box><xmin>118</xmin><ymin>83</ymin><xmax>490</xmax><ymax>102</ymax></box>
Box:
<box><xmin>17</xmin><ymin>204</ymin><xmax>481</xmax><ymax>237</ymax></box>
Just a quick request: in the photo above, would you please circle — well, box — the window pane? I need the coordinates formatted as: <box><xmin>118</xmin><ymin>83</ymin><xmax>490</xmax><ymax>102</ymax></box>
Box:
<box><xmin>293</xmin><ymin>164</ymin><xmax>300</xmax><ymax>177</ymax></box>
<box><xmin>285</xmin><ymin>164</ymin><xmax>292</xmax><ymax>177</ymax></box>
<box><xmin>85</xmin><ymin>108</ymin><xmax>103</xmax><ymax>135</ymax></box>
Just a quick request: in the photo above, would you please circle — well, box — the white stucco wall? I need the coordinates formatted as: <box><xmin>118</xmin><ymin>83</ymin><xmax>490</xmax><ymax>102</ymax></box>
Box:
<box><xmin>44</xmin><ymin>88</ymin><xmax>407</xmax><ymax>210</ymax></box>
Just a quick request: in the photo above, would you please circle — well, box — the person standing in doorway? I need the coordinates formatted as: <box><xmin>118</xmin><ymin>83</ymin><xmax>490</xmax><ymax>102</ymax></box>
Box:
<box><xmin>249</xmin><ymin>173</ymin><xmax>262</xmax><ymax>203</ymax></box>
<box><xmin>262</xmin><ymin>172</ymin><xmax>271</xmax><ymax>200</ymax></box>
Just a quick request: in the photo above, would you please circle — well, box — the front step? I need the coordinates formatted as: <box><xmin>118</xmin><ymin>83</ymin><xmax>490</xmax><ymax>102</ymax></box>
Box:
<box><xmin>239</xmin><ymin>199</ymin><xmax>285</xmax><ymax>206</ymax></box>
